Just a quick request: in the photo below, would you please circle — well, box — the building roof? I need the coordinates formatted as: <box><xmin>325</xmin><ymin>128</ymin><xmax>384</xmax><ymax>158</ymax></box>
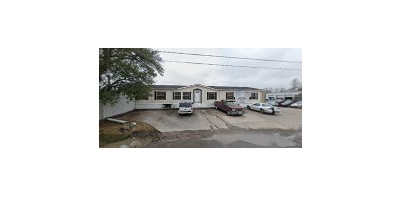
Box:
<box><xmin>151</xmin><ymin>84</ymin><xmax>261</xmax><ymax>91</ymax></box>
<box><xmin>284</xmin><ymin>87</ymin><xmax>301</xmax><ymax>92</ymax></box>
<box><xmin>151</xmin><ymin>85</ymin><xmax>185</xmax><ymax>90</ymax></box>
<box><xmin>208</xmin><ymin>86</ymin><xmax>261</xmax><ymax>90</ymax></box>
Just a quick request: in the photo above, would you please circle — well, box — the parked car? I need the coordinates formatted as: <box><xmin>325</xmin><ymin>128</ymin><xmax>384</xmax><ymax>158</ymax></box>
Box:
<box><xmin>214</xmin><ymin>100</ymin><xmax>245</xmax><ymax>115</ymax></box>
<box><xmin>269</xmin><ymin>99</ymin><xmax>284</xmax><ymax>106</ymax></box>
<box><xmin>267</xmin><ymin>100</ymin><xmax>278</xmax><ymax>106</ymax></box>
<box><xmin>279</xmin><ymin>99</ymin><xmax>293</xmax><ymax>107</ymax></box>
<box><xmin>290</xmin><ymin>101</ymin><xmax>302</xmax><ymax>108</ymax></box>
<box><xmin>247</xmin><ymin>103</ymin><xmax>280</xmax><ymax>115</ymax></box>
<box><xmin>178</xmin><ymin>102</ymin><xmax>193</xmax><ymax>115</ymax></box>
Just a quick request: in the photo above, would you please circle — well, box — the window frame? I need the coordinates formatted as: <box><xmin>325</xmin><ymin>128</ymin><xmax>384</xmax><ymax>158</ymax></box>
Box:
<box><xmin>226</xmin><ymin>92</ymin><xmax>234</xmax><ymax>100</ymax></box>
<box><xmin>207</xmin><ymin>92</ymin><xmax>217</xmax><ymax>100</ymax></box>
<box><xmin>154</xmin><ymin>91</ymin><xmax>166</xmax><ymax>100</ymax></box>
<box><xmin>250</xmin><ymin>92</ymin><xmax>258</xmax><ymax>100</ymax></box>
<box><xmin>173</xmin><ymin>92</ymin><xmax>181</xmax><ymax>100</ymax></box>
<box><xmin>182</xmin><ymin>92</ymin><xmax>191</xmax><ymax>100</ymax></box>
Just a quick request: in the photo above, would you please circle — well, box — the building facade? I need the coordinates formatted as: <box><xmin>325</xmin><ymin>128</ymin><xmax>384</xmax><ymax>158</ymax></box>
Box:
<box><xmin>99</xmin><ymin>84</ymin><xmax>264</xmax><ymax>119</ymax></box>
<box><xmin>135</xmin><ymin>84</ymin><xmax>263</xmax><ymax>109</ymax></box>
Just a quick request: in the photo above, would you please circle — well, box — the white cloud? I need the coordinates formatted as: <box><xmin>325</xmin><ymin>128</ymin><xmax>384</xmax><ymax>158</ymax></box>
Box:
<box><xmin>154</xmin><ymin>48</ymin><xmax>302</xmax><ymax>89</ymax></box>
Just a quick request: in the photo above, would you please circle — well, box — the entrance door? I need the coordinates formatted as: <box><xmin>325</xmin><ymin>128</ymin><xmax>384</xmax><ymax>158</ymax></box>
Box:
<box><xmin>194</xmin><ymin>89</ymin><xmax>202</xmax><ymax>103</ymax></box>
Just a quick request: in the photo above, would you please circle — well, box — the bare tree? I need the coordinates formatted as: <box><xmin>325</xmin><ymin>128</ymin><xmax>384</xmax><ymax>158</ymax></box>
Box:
<box><xmin>291</xmin><ymin>78</ymin><xmax>301</xmax><ymax>90</ymax></box>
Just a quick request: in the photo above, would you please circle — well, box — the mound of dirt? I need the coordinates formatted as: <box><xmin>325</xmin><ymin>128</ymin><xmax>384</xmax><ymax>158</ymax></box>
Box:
<box><xmin>99</xmin><ymin>119</ymin><xmax>161</xmax><ymax>147</ymax></box>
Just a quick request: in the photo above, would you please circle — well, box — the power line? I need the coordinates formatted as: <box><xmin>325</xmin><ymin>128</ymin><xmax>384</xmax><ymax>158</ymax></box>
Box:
<box><xmin>164</xmin><ymin>60</ymin><xmax>302</xmax><ymax>71</ymax></box>
<box><xmin>158</xmin><ymin>50</ymin><xmax>302</xmax><ymax>64</ymax></box>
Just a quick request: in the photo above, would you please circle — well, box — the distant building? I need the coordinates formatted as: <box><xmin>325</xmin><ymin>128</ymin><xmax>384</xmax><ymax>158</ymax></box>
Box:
<box><xmin>266</xmin><ymin>87</ymin><xmax>302</xmax><ymax>101</ymax></box>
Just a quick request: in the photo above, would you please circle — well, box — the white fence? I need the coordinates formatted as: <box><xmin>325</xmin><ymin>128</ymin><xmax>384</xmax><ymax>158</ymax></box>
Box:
<box><xmin>99</xmin><ymin>97</ymin><xmax>136</xmax><ymax>120</ymax></box>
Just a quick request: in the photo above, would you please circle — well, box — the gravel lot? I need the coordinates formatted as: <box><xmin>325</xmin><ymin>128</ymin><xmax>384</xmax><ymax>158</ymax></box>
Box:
<box><xmin>129</xmin><ymin>108</ymin><xmax>302</xmax><ymax>132</ymax></box>
<box><xmin>106</xmin><ymin>108</ymin><xmax>302</xmax><ymax>148</ymax></box>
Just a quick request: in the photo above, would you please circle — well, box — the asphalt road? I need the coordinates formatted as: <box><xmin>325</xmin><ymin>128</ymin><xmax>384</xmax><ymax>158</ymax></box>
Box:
<box><xmin>146</xmin><ymin>128</ymin><xmax>302</xmax><ymax>148</ymax></box>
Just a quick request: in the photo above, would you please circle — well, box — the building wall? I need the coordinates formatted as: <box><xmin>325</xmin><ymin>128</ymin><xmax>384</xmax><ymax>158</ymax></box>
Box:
<box><xmin>134</xmin><ymin>89</ymin><xmax>177</xmax><ymax>109</ymax></box>
<box><xmin>99</xmin><ymin>86</ymin><xmax>264</xmax><ymax>119</ymax></box>
<box><xmin>135</xmin><ymin>86</ymin><xmax>219</xmax><ymax>108</ymax></box>
<box><xmin>218</xmin><ymin>90</ymin><xmax>263</xmax><ymax>105</ymax></box>
<box><xmin>178</xmin><ymin>86</ymin><xmax>219</xmax><ymax>107</ymax></box>
<box><xmin>99</xmin><ymin>97</ymin><xmax>136</xmax><ymax>119</ymax></box>
<box><xmin>135</xmin><ymin>85</ymin><xmax>263</xmax><ymax>109</ymax></box>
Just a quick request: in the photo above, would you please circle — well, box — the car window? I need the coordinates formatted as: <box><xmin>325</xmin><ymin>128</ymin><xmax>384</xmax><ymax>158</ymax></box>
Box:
<box><xmin>262</xmin><ymin>104</ymin><xmax>270</xmax><ymax>107</ymax></box>
<box><xmin>179</xmin><ymin>103</ymin><xmax>192</xmax><ymax>107</ymax></box>
<box><xmin>254</xmin><ymin>103</ymin><xmax>260</xmax><ymax>106</ymax></box>
<box><xmin>226</xmin><ymin>102</ymin><xmax>238</xmax><ymax>106</ymax></box>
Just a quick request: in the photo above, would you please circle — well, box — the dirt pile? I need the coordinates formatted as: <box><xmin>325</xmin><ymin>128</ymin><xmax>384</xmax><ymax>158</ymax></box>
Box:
<box><xmin>99</xmin><ymin>119</ymin><xmax>162</xmax><ymax>147</ymax></box>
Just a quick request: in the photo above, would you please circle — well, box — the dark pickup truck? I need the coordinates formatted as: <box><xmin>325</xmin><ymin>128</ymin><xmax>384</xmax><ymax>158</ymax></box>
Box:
<box><xmin>214</xmin><ymin>100</ymin><xmax>245</xmax><ymax>116</ymax></box>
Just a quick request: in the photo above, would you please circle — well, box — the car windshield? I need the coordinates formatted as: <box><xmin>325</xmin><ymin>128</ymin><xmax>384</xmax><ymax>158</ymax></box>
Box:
<box><xmin>262</xmin><ymin>104</ymin><xmax>271</xmax><ymax>107</ymax></box>
<box><xmin>179</xmin><ymin>103</ymin><xmax>192</xmax><ymax>107</ymax></box>
<box><xmin>225</xmin><ymin>101</ymin><xmax>238</xmax><ymax>106</ymax></box>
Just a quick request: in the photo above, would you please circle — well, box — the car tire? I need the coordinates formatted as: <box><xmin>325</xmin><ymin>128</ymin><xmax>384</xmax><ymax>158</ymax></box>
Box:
<box><xmin>247</xmin><ymin>106</ymin><xmax>250</xmax><ymax>110</ymax></box>
<box><xmin>260</xmin><ymin>109</ymin><xmax>264</xmax><ymax>113</ymax></box>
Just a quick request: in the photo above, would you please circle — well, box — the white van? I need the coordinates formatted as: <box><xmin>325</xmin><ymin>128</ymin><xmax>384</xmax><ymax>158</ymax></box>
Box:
<box><xmin>178</xmin><ymin>102</ymin><xmax>193</xmax><ymax>115</ymax></box>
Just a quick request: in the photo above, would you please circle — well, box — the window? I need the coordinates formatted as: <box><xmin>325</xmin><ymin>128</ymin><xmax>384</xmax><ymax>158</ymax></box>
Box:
<box><xmin>226</xmin><ymin>92</ymin><xmax>234</xmax><ymax>100</ymax></box>
<box><xmin>254</xmin><ymin>103</ymin><xmax>260</xmax><ymax>106</ymax></box>
<box><xmin>173</xmin><ymin>92</ymin><xmax>181</xmax><ymax>100</ymax></box>
<box><xmin>182</xmin><ymin>92</ymin><xmax>191</xmax><ymax>100</ymax></box>
<box><xmin>250</xmin><ymin>92</ymin><xmax>258</xmax><ymax>100</ymax></box>
<box><xmin>207</xmin><ymin>92</ymin><xmax>217</xmax><ymax>100</ymax></box>
<box><xmin>154</xmin><ymin>91</ymin><xmax>166</xmax><ymax>100</ymax></box>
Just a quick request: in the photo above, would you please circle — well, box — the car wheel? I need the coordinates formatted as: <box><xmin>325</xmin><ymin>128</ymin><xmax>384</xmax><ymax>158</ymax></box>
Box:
<box><xmin>247</xmin><ymin>106</ymin><xmax>250</xmax><ymax>110</ymax></box>
<box><xmin>260</xmin><ymin>109</ymin><xmax>264</xmax><ymax>113</ymax></box>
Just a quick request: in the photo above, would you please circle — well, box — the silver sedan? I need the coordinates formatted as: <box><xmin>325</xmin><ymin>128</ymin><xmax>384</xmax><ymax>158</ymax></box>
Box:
<box><xmin>247</xmin><ymin>103</ymin><xmax>280</xmax><ymax>114</ymax></box>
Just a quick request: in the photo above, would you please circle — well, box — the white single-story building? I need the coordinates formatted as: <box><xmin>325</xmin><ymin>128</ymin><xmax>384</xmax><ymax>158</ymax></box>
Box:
<box><xmin>135</xmin><ymin>84</ymin><xmax>264</xmax><ymax>109</ymax></box>
<box><xmin>99</xmin><ymin>84</ymin><xmax>264</xmax><ymax>119</ymax></box>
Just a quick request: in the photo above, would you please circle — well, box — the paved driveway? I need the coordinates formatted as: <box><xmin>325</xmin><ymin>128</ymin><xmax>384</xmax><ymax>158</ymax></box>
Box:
<box><xmin>127</xmin><ymin>108</ymin><xmax>301</xmax><ymax>132</ymax></box>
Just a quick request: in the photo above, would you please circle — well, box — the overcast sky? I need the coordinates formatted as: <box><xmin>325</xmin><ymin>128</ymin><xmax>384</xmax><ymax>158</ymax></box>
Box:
<box><xmin>154</xmin><ymin>48</ymin><xmax>302</xmax><ymax>89</ymax></box>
